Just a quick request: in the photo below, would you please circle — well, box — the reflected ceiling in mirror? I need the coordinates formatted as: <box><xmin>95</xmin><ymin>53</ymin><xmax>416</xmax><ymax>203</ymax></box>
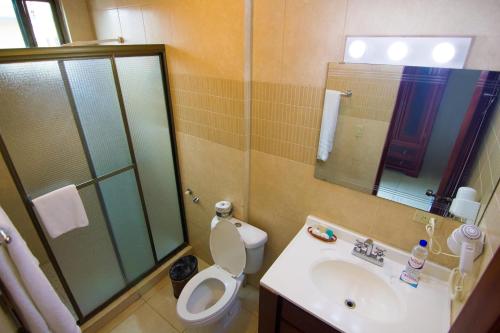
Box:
<box><xmin>315</xmin><ymin>63</ymin><xmax>500</xmax><ymax>223</ymax></box>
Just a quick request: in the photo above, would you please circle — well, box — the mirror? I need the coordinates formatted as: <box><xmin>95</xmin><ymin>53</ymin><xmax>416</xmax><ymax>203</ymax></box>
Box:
<box><xmin>315</xmin><ymin>63</ymin><xmax>500</xmax><ymax>223</ymax></box>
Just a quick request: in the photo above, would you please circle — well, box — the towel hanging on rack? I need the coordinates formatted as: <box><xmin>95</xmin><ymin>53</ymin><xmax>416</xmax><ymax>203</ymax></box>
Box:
<box><xmin>32</xmin><ymin>185</ymin><xmax>89</xmax><ymax>238</ymax></box>
<box><xmin>317</xmin><ymin>89</ymin><xmax>342</xmax><ymax>161</ymax></box>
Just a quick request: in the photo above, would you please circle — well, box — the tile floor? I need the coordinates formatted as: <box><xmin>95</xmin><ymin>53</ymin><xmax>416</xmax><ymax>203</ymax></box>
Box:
<box><xmin>94</xmin><ymin>258</ymin><xmax>259</xmax><ymax>333</ymax></box>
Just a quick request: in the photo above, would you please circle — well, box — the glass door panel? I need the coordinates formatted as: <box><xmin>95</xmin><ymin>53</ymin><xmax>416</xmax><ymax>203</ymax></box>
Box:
<box><xmin>63</xmin><ymin>59</ymin><xmax>132</xmax><ymax>176</ymax></box>
<box><xmin>116</xmin><ymin>56</ymin><xmax>184</xmax><ymax>259</ymax></box>
<box><xmin>0</xmin><ymin>61</ymin><xmax>91</xmax><ymax>197</ymax></box>
<box><xmin>45</xmin><ymin>185</ymin><xmax>126</xmax><ymax>316</ymax></box>
<box><xmin>98</xmin><ymin>170</ymin><xmax>155</xmax><ymax>281</ymax></box>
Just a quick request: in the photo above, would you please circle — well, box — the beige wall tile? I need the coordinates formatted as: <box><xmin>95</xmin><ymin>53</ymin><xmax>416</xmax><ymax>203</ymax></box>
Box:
<box><xmin>141</xmin><ymin>3</ymin><xmax>173</xmax><ymax>44</ymax></box>
<box><xmin>117</xmin><ymin>7</ymin><xmax>146</xmax><ymax>44</ymax></box>
<box><xmin>92</xmin><ymin>9</ymin><xmax>122</xmax><ymax>40</ymax></box>
<box><xmin>252</xmin><ymin>0</ymin><xmax>286</xmax><ymax>83</ymax></box>
<box><xmin>60</xmin><ymin>0</ymin><xmax>96</xmax><ymax>42</ymax></box>
<box><xmin>281</xmin><ymin>0</ymin><xmax>346</xmax><ymax>86</ymax></box>
<box><xmin>176</xmin><ymin>133</ymin><xmax>247</xmax><ymax>263</ymax></box>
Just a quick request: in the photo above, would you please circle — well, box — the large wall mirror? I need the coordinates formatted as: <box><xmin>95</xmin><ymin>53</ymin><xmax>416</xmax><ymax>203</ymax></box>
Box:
<box><xmin>315</xmin><ymin>63</ymin><xmax>500</xmax><ymax>224</ymax></box>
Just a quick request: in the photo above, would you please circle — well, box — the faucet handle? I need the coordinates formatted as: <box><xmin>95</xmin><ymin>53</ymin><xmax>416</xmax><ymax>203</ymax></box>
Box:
<box><xmin>374</xmin><ymin>247</ymin><xmax>386</xmax><ymax>257</ymax></box>
<box><xmin>354</xmin><ymin>239</ymin><xmax>367</xmax><ymax>253</ymax></box>
<box><xmin>354</xmin><ymin>239</ymin><xmax>365</xmax><ymax>248</ymax></box>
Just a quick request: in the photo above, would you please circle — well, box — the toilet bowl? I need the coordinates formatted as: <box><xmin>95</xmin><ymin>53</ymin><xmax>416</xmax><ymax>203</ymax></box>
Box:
<box><xmin>176</xmin><ymin>217</ymin><xmax>267</xmax><ymax>331</ymax></box>
<box><xmin>176</xmin><ymin>265</ymin><xmax>243</xmax><ymax>327</ymax></box>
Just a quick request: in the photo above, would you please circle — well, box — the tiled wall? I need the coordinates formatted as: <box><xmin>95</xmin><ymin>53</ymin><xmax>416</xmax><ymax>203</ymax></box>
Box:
<box><xmin>315</xmin><ymin>64</ymin><xmax>403</xmax><ymax>192</ymax></box>
<box><xmin>466</xmin><ymin>101</ymin><xmax>500</xmax><ymax>220</ymax></box>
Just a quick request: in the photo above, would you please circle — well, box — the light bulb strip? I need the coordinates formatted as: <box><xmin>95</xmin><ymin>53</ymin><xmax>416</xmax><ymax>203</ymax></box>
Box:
<box><xmin>344</xmin><ymin>36</ymin><xmax>472</xmax><ymax>69</ymax></box>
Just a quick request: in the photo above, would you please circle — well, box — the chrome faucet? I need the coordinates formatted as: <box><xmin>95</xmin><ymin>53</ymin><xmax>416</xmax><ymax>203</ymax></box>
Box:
<box><xmin>352</xmin><ymin>238</ymin><xmax>386</xmax><ymax>267</ymax></box>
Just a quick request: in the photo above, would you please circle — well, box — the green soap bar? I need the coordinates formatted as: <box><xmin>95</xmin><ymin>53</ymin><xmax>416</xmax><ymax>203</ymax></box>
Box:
<box><xmin>326</xmin><ymin>229</ymin><xmax>334</xmax><ymax>238</ymax></box>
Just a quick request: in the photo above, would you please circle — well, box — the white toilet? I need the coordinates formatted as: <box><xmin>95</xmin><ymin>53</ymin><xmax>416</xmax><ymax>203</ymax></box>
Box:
<box><xmin>176</xmin><ymin>216</ymin><xmax>267</xmax><ymax>331</ymax></box>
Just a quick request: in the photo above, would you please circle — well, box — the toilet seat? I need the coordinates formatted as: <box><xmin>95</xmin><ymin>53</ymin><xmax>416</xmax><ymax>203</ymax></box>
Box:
<box><xmin>176</xmin><ymin>265</ymin><xmax>242</xmax><ymax>326</ymax></box>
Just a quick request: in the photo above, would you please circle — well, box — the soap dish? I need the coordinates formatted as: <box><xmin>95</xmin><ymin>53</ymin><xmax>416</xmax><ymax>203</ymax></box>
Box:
<box><xmin>307</xmin><ymin>226</ymin><xmax>337</xmax><ymax>243</ymax></box>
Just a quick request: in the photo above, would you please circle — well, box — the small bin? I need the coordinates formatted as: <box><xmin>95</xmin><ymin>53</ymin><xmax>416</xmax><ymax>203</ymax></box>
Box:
<box><xmin>169</xmin><ymin>255</ymin><xmax>198</xmax><ymax>299</ymax></box>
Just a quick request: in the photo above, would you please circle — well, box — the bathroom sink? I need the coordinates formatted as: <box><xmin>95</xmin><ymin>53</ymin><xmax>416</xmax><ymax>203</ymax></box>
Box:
<box><xmin>261</xmin><ymin>215</ymin><xmax>451</xmax><ymax>333</ymax></box>
<box><xmin>310</xmin><ymin>260</ymin><xmax>403</xmax><ymax>322</ymax></box>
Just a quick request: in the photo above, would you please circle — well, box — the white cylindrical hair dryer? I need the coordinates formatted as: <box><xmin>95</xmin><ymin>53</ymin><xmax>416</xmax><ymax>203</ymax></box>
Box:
<box><xmin>447</xmin><ymin>224</ymin><xmax>483</xmax><ymax>275</ymax></box>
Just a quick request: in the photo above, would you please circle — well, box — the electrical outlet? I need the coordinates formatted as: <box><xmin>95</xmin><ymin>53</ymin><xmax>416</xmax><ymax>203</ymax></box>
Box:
<box><xmin>413</xmin><ymin>210</ymin><xmax>435</xmax><ymax>225</ymax></box>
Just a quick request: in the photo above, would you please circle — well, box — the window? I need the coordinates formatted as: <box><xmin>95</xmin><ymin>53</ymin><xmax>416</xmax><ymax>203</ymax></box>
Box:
<box><xmin>0</xmin><ymin>0</ymin><xmax>66</xmax><ymax>48</ymax></box>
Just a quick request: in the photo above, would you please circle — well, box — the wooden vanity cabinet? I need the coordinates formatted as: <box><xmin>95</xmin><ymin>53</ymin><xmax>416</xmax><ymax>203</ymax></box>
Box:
<box><xmin>259</xmin><ymin>286</ymin><xmax>341</xmax><ymax>333</ymax></box>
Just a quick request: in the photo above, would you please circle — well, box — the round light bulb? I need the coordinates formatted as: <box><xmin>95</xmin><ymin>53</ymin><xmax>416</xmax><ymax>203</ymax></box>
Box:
<box><xmin>387</xmin><ymin>41</ymin><xmax>408</xmax><ymax>61</ymax></box>
<box><xmin>348</xmin><ymin>40</ymin><xmax>367</xmax><ymax>59</ymax></box>
<box><xmin>432</xmin><ymin>42</ymin><xmax>456</xmax><ymax>63</ymax></box>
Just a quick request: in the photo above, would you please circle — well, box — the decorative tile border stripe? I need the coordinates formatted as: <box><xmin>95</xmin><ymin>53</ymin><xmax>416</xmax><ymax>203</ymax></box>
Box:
<box><xmin>170</xmin><ymin>74</ymin><xmax>246</xmax><ymax>150</ymax></box>
<box><xmin>251</xmin><ymin>81</ymin><xmax>324</xmax><ymax>165</ymax></box>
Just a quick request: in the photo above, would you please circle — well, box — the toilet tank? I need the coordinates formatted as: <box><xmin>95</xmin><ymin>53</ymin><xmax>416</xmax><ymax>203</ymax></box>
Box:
<box><xmin>211</xmin><ymin>217</ymin><xmax>267</xmax><ymax>274</ymax></box>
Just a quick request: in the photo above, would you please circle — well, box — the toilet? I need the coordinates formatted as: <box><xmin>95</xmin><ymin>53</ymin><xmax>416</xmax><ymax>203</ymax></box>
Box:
<box><xmin>176</xmin><ymin>216</ymin><xmax>267</xmax><ymax>331</ymax></box>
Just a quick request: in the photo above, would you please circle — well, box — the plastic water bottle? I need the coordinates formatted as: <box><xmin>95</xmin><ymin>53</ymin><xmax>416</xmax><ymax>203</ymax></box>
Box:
<box><xmin>400</xmin><ymin>240</ymin><xmax>428</xmax><ymax>288</ymax></box>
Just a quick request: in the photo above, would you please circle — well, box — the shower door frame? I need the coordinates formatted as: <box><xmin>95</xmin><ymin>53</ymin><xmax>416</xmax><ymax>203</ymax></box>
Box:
<box><xmin>0</xmin><ymin>45</ymin><xmax>189</xmax><ymax>324</ymax></box>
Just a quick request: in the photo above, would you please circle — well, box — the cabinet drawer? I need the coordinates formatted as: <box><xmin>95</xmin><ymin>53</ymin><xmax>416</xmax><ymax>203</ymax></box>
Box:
<box><xmin>386</xmin><ymin>156</ymin><xmax>417</xmax><ymax>170</ymax></box>
<box><xmin>279</xmin><ymin>320</ymin><xmax>302</xmax><ymax>333</ymax></box>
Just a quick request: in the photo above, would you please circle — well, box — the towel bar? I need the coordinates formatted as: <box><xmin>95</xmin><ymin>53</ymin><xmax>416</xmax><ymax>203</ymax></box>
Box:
<box><xmin>341</xmin><ymin>90</ymin><xmax>352</xmax><ymax>97</ymax></box>
<box><xmin>0</xmin><ymin>229</ymin><xmax>11</xmax><ymax>245</ymax></box>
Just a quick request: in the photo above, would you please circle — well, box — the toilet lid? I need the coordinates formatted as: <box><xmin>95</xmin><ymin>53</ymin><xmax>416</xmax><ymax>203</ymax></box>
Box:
<box><xmin>210</xmin><ymin>220</ymin><xmax>246</xmax><ymax>276</ymax></box>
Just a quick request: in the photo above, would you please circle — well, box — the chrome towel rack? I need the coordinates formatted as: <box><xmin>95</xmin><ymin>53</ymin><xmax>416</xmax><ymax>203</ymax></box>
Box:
<box><xmin>340</xmin><ymin>89</ymin><xmax>352</xmax><ymax>97</ymax></box>
<box><xmin>0</xmin><ymin>229</ymin><xmax>11</xmax><ymax>245</ymax></box>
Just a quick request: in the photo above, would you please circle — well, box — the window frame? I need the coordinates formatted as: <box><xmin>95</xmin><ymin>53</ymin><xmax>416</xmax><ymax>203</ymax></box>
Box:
<box><xmin>12</xmin><ymin>0</ymin><xmax>68</xmax><ymax>47</ymax></box>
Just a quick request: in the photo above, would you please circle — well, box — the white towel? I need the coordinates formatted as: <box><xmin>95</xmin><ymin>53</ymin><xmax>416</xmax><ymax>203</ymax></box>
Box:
<box><xmin>0</xmin><ymin>207</ymin><xmax>81</xmax><ymax>333</ymax></box>
<box><xmin>32</xmin><ymin>185</ymin><xmax>89</xmax><ymax>238</ymax></box>
<box><xmin>317</xmin><ymin>89</ymin><xmax>342</xmax><ymax>161</ymax></box>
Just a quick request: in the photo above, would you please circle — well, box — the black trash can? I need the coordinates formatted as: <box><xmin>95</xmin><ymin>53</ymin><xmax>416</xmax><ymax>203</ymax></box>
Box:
<box><xmin>169</xmin><ymin>255</ymin><xmax>198</xmax><ymax>299</ymax></box>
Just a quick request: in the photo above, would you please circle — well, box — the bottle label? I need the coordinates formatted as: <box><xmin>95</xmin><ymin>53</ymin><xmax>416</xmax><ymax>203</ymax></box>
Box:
<box><xmin>408</xmin><ymin>256</ymin><xmax>425</xmax><ymax>269</ymax></box>
<box><xmin>400</xmin><ymin>256</ymin><xmax>426</xmax><ymax>288</ymax></box>
<box><xmin>400</xmin><ymin>271</ymin><xmax>418</xmax><ymax>288</ymax></box>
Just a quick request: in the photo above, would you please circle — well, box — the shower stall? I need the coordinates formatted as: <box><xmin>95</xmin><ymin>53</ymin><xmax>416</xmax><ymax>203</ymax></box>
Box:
<box><xmin>0</xmin><ymin>45</ymin><xmax>187</xmax><ymax>323</ymax></box>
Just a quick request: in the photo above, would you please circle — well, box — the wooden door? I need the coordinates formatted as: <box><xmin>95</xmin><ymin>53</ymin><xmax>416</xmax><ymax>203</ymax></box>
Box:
<box><xmin>385</xmin><ymin>67</ymin><xmax>451</xmax><ymax>177</ymax></box>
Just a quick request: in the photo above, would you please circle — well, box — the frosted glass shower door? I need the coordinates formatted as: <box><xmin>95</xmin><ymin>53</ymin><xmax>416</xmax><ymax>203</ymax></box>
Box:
<box><xmin>0</xmin><ymin>46</ymin><xmax>186</xmax><ymax>321</ymax></box>
<box><xmin>116</xmin><ymin>56</ymin><xmax>184</xmax><ymax>260</ymax></box>
<box><xmin>63</xmin><ymin>58</ymin><xmax>155</xmax><ymax>282</ymax></box>
<box><xmin>0</xmin><ymin>61</ymin><xmax>127</xmax><ymax>316</ymax></box>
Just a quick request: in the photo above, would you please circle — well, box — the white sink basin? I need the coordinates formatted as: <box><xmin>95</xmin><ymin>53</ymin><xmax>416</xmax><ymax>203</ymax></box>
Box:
<box><xmin>260</xmin><ymin>215</ymin><xmax>451</xmax><ymax>333</ymax></box>
<box><xmin>310</xmin><ymin>260</ymin><xmax>403</xmax><ymax>322</ymax></box>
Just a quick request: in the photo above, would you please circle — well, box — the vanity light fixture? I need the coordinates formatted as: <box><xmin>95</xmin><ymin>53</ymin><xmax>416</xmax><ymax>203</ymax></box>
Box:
<box><xmin>387</xmin><ymin>41</ymin><xmax>408</xmax><ymax>61</ymax></box>
<box><xmin>432</xmin><ymin>42</ymin><xmax>456</xmax><ymax>63</ymax></box>
<box><xmin>343</xmin><ymin>36</ymin><xmax>472</xmax><ymax>68</ymax></box>
<box><xmin>348</xmin><ymin>40</ymin><xmax>367</xmax><ymax>59</ymax></box>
